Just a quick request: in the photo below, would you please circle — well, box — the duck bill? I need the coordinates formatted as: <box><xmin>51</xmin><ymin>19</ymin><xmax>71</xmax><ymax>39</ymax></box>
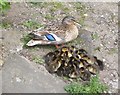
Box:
<box><xmin>74</xmin><ymin>21</ymin><xmax>82</xmax><ymax>27</ymax></box>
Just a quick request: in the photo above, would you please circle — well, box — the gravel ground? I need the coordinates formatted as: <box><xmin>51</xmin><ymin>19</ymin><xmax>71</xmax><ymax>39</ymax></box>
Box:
<box><xmin>1</xmin><ymin>2</ymin><xmax>119</xmax><ymax>93</ymax></box>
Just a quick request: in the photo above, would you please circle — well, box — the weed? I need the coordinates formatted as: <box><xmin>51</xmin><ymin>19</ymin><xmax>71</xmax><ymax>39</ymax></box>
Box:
<box><xmin>44</xmin><ymin>14</ymin><xmax>54</xmax><ymax>20</ymax></box>
<box><xmin>91</xmin><ymin>32</ymin><xmax>99</xmax><ymax>40</ymax></box>
<box><xmin>29</xmin><ymin>2</ymin><xmax>48</xmax><ymax>8</ymax></box>
<box><xmin>32</xmin><ymin>56</ymin><xmax>44</xmax><ymax>64</ymax></box>
<box><xmin>0</xmin><ymin>21</ymin><xmax>12</xmax><ymax>29</ymax></box>
<box><xmin>20</xmin><ymin>34</ymin><xmax>32</xmax><ymax>48</ymax></box>
<box><xmin>108</xmin><ymin>48</ymin><xmax>118</xmax><ymax>54</ymax></box>
<box><xmin>0</xmin><ymin>0</ymin><xmax>10</xmax><ymax>13</ymax></box>
<box><xmin>62</xmin><ymin>7</ymin><xmax>70</xmax><ymax>13</ymax></box>
<box><xmin>94</xmin><ymin>47</ymin><xmax>101</xmax><ymax>51</ymax></box>
<box><xmin>74</xmin><ymin>3</ymin><xmax>86</xmax><ymax>11</ymax></box>
<box><xmin>22</xmin><ymin>20</ymin><xmax>43</xmax><ymax>30</ymax></box>
<box><xmin>64</xmin><ymin>76</ymin><xmax>108</xmax><ymax>94</ymax></box>
<box><xmin>53</xmin><ymin>2</ymin><xmax>63</xmax><ymax>9</ymax></box>
<box><xmin>67</xmin><ymin>37</ymin><xmax>84</xmax><ymax>46</ymax></box>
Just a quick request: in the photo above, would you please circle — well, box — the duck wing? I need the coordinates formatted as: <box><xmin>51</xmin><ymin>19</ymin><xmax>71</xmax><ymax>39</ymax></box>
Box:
<box><xmin>26</xmin><ymin>31</ymin><xmax>65</xmax><ymax>46</ymax></box>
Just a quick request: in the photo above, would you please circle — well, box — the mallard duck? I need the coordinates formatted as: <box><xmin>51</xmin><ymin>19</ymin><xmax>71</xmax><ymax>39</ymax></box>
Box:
<box><xmin>26</xmin><ymin>16</ymin><xmax>80</xmax><ymax>47</ymax></box>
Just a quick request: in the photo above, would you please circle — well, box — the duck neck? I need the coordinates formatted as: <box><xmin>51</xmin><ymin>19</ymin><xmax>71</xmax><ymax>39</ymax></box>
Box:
<box><xmin>65</xmin><ymin>25</ymin><xmax>79</xmax><ymax>42</ymax></box>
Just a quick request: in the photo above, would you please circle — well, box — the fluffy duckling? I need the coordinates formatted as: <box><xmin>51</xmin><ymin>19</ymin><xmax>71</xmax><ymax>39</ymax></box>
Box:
<box><xmin>79</xmin><ymin>67</ymin><xmax>91</xmax><ymax>81</ymax></box>
<box><xmin>44</xmin><ymin>45</ymin><xmax>104</xmax><ymax>81</ymax></box>
<box><xmin>86</xmin><ymin>64</ymin><xmax>99</xmax><ymax>75</ymax></box>
<box><xmin>46</xmin><ymin>57</ymin><xmax>63</xmax><ymax>73</ymax></box>
<box><xmin>44</xmin><ymin>52</ymin><xmax>56</xmax><ymax>65</ymax></box>
<box><xmin>68</xmin><ymin>64</ymin><xmax>79</xmax><ymax>78</ymax></box>
<box><xmin>26</xmin><ymin>16</ymin><xmax>80</xmax><ymax>47</ymax></box>
<box><xmin>93</xmin><ymin>56</ymin><xmax>104</xmax><ymax>70</ymax></box>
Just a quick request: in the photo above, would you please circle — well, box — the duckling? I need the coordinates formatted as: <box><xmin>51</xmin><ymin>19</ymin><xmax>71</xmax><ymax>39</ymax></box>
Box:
<box><xmin>82</xmin><ymin>55</ymin><xmax>95</xmax><ymax>65</ymax></box>
<box><xmin>44</xmin><ymin>49</ymin><xmax>62</xmax><ymax>65</ymax></box>
<box><xmin>46</xmin><ymin>57</ymin><xmax>63</xmax><ymax>73</ymax></box>
<box><xmin>79</xmin><ymin>67</ymin><xmax>91</xmax><ymax>81</ymax></box>
<box><xmin>93</xmin><ymin>56</ymin><xmax>104</xmax><ymax>70</ymax></box>
<box><xmin>86</xmin><ymin>64</ymin><xmax>99</xmax><ymax>75</ymax></box>
<box><xmin>73</xmin><ymin>50</ymin><xmax>87</xmax><ymax>60</ymax></box>
<box><xmin>78</xmin><ymin>60</ymin><xmax>85</xmax><ymax>68</ymax></box>
<box><xmin>44</xmin><ymin>52</ymin><xmax>56</xmax><ymax>65</ymax></box>
<box><xmin>26</xmin><ymin>16</ymin><xmax>80</xmax><ymax>47</ymax></box>
<box><xmin>56</xmin><ymin>60</ymin><xmax>69</xmax><ymax>77</ymax></box>
<box><xmin>68</xmin><ymin>64</ymin><xmax>79</xmax><ymax>78</ymax></box>
<box><xmin>69</xmin><ymin>45</ymin><xmax>78</xmax><ymax>54</ymax></box>
<box><xmin>44</xmin><ymin>45</ymin><xmax>104</xmax><ymax>81</ymax></box>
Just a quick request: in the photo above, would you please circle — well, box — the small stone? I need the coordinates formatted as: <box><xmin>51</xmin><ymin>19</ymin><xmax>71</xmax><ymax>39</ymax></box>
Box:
<box><xmin>16</xmin><ymin>77</ymin><xmax>22</xmax><ymax>82</ymax></box>
<box><xmin>101</xmin><ymin>15</ymin><xmax>104</xmax><ymax>18</ymax></box>
<box><xmin>0</xmin><ymin>59</ymin><xmax>4</xmax><ymax>67</ymax></box>
<box><xmin>111</xmin><ymin>73</ymin><xmax>114</xmax><ymax>77</ymax></box>
<box><xmin>84</xmin><ymin>14</ymin><xmax>88</xmax><ymax>17</ymax></box>
<box><xmin>100</xmin><ymin>44</ymin><xmax>103</xmax><ymax>47</ymax></box>
<box><xmin>103</xmin><ymin>59</ymin><xmax>106</xmax><ymax>62</ymax></box>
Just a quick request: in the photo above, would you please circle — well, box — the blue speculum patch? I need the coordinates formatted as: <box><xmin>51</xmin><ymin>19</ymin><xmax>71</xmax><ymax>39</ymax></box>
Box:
<box><xmin>45</xmin><ymin>34</ymin><xmax>56</xmax><ymax>41</ymax></box>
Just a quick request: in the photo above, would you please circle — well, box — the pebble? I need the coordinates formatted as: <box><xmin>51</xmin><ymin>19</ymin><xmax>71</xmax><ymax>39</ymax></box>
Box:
<box><xmin>100</xmin><ymin>43</ymin><xmax>103</xmax><ymax>47</ymax></box>
<box><xmin>103</xmin><ymin>59</ymin><xmax>106</xmax><ymax>62</ymax></box>
<box><xmin>16</xmin><ymin>77</ymin><xmax>22</xmax><ymax>83</ymax></box>
<box><xmin>0</xmin><ymin>59</ymin><xmax>4</xmax><ymax>67</ymax></box>
<box><xmin>101</xmin><ymin>15</ymin><xmax>104</xmax><ymax>18</ymax></box>
<box><xmin>84</xmin><ymin>14</ymin><xmax>88</xmax><ymax>17</ymax></box>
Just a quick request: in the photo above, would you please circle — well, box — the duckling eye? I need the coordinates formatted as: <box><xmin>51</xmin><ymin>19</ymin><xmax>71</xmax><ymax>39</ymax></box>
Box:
<box><xmin>62</xmin><ymin>60</ymin><xmax>65</xmax><ymax>63</ymax></box>
<box><xmin>76</xmin><ymin>55</ymin><xmax>79</xmax><ymax>59</ymax></box>
<box><xmin>80</xmin><ymin>67</ymin><xmax>85</xmax><ymax>71</ymax></box>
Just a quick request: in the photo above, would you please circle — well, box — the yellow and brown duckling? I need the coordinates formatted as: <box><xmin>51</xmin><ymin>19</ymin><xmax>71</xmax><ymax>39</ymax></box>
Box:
<box><xmin>44</xmin><ymin>45</ymin><xmax>104</xmax><ymax>81</ymax></box>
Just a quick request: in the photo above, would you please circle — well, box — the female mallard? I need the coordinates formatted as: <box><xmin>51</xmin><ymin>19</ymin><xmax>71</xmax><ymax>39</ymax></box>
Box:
<box><xmin>26</xmin><ymin>16</ymin><xmax>80</xmax><ymax>47</ymax></box>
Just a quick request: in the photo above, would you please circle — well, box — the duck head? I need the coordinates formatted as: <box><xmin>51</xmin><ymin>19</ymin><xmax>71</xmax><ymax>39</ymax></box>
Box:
<box><xmin>62</xmin><ymin>16</ymin><xmax>81</xmax><ymax>27</ymax></box>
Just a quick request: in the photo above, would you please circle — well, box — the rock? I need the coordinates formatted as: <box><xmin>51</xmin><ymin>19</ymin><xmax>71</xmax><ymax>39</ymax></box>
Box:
<box><xmin>0</xmin><ymin>59</ymin><xmax>4</xmax><ymax>68</ymax></box>
<box><xmin>2</xmin><ymin>54</ymin><xmax>66</xmax><ymax>93</ymax></box>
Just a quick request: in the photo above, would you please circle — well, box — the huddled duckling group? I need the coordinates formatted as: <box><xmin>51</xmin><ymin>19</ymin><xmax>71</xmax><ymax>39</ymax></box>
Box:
<box><xmin>45</xmin><ymin>45</ymin><xmax>104</xmax><ymax>81</ymax></box>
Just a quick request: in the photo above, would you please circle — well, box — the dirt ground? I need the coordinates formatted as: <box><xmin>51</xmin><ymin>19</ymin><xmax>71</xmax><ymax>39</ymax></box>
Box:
<box><xmin>1</xmin><ymin>2</ymin><xmax>118</xmax><ymax>93</ymax></box>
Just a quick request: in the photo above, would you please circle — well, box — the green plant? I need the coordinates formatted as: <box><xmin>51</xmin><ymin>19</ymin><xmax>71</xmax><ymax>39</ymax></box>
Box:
<box><xmin>22</xmin><ymin>20</ymin><xmax>43</xmax><ymax>30</ymax></box>
<box><xmin>108</xmin><ymin>48</ymin><xmax>118</xmax><ymax>54</ymax></box>
<box><xmin>0</xmin><ymin>21</ymin><xmax>12</xmax><ymax>29</ymax></box>
<box><xmin>32</xmin><ymin>56</ymin><xmax>44</xmax><ymax>64</ymax></box>
<box><xmin>44</xmin><ymin>14</ymin><xmax>54</xmax><ymax>20</ymax></box>
<box><xmin>0</xmin><ymin>0</ymin><xmax>10</xmax><ymax>13</ymax></box>
<box><xmin>20</xmin><ymin>34</ymin><xmax>32</xmax><ymax>48</ymax></box>
<box><xmin>64</xmin><ymin>76</ymin><xmax>108</xmax><ymax>94</ymax></box>
<box><xmin>91</xmin><ymin>32</ymin><xmax>99</xmax><ymax>40</ymax></box>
